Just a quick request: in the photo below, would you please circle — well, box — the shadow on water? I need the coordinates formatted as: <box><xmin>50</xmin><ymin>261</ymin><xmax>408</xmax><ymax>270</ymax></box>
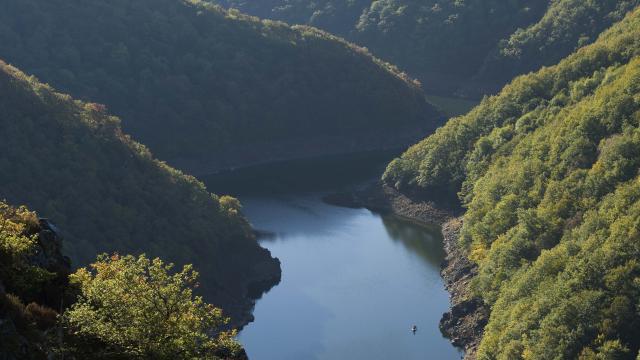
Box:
<box><xmin>241</xmin><ymin>195</ymin><xmax>363</xmax><ymax>241</ymax></box>
<box><xmin>200</xmin><ymin>150</ymin><xmax>399</xmax><ymax>197</ymax></box>
<box><xmin>234</xmin><ymin>196</ymin><xmax>461</xmax><ymax>360</ymax></box>
<box><xmin>240</xmin><ymin>280</ymin><xmax>333</xmax><ymax>360</ymax></box>
<box><xmin>381</xmin><ymin>215</ymin><xmax>446</xmax><ymax>268</ymax></box>
<box><xmin>201</xmin><ymin>150</ymin><xmax>462</xmax><ymax>360</ymax></box>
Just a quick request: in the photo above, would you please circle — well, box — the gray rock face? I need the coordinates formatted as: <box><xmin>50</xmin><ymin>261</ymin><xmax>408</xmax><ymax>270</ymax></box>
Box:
<box><xmin>31</xmin><ymin>219</ymin><xmax>71</xmax><ymax>277</ymax></box>
<box><xmin>439</xmin><ymin>218</ymin><xmax>489</xmax><ymax>360</ymax></box>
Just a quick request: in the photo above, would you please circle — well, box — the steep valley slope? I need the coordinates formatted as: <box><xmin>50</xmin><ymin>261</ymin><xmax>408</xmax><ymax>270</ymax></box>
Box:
<box><xmin>214</xmin><ymin>0</ymin><xmax>640</xmax><ymax>97</ymax></box>
<box><xmin>384</xmin><ymin>7</ymin><xmax>640</xmax><ymax>358</ymax></box>
<box><xmin>0</xmin><ymin>61</ymin><xmax>280</xmax><ymax>326</ymax></box>
<box><xmin>0</xmin><ymin>0</ymin><xmax>441</xmax><ymax>175</ymax></box>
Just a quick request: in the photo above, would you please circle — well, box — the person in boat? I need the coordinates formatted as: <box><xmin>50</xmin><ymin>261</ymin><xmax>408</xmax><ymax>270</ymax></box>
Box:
<box><xmin>411</xmin><ymin>325</ymin><xmax>417</xmax><ymax>333</ymax></box>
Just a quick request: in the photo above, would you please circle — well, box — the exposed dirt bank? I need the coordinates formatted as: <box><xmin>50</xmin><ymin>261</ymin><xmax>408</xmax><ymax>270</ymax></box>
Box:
<box><xmin>439</xmin><ymin>218</ymin><xmax>489</xmax><ymax>359</ymax></box>
<box><xmin>323</xmin><ymin>181</ymin><xmax>454</xmax><ymax>224</ymax></box>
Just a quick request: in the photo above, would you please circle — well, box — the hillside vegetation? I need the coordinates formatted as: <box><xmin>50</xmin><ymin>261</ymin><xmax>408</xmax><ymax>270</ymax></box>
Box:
<box><xmin>0</xmin><ymin>0</ymin><xmax>439</xmax><ymax>172</ymax></box>
<box><xmin>214</xmin><ymin>0</ymin><xmax>640</xmax><ymax>96</ymax></box>
<box><xmin>1</xmin><ymin>202</ymin><xmax>71</xmax><ymax>358</ymax></box>
<box><xmin>384</xmin><ymin>8</ymin><xmax>640</xmax><ymax>358</ymax></box>
<box><xmin>0</xmin><ymin>201</ymin><xmax>244</xmax><ymax>359</ymax></box>
<box><xmin>0</xmin><ymin>61</ymin><xmax>279</xmax><ymax>324</ymax></box>
<box><xmin>213</xmin><ymin>0</ymin><xmax>371</xmax><ymax>35</ymax></box>
<box><xmin>469</xmin><ymin>0</ymin><xmax>640</xmax><ymax>95</ymax></box>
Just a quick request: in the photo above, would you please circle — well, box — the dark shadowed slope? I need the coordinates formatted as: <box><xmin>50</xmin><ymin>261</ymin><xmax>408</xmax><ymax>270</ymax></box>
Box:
<box><xmin>0</xmin><ymin>61</ymin><xmax>280</xmax><ymax>325</ymax></box>
<box><xmin>0</xmin><ymin>0</ymin><xmax>440</xmax><ymax>174</ymax></box>
<box><xmin>214</xmin><ymin>0</ymin><xmax>640</xmax><ymax>97</ymax></box>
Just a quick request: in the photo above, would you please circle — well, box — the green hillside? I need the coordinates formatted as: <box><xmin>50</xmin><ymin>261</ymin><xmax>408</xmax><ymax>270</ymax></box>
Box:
<box><xmin>0</xmin><ymin>0</ymin><xmax>439</xmax><ymax>173</ymax></box>
<box><xmin>213</xmin><ymin>0</ymin><xmax>371</xmax><ymax>35</ymax></box>
<box><xmin>0</xmin><ymin>61</ymin><xmax>279</xmax><ymax>324</ymax></box>
<box><xmin>214</xmin><ymin>0</ymin><xmax>639</xmax><ymax>97</ymax></box>
<box><xmin>468</xmin><ymin>0</ymin><xmax>640</xmax><ymax>95</ymax></box>
<box><xmin>0</xmin><ymin>201</ymin><xmax>245</xmax><ymax>359</ymax></box>
<box><xmin>353</xmin><ymin>0</ymin><xmax>548</xmax><ymax>95</ymax></box>
<box><xmin>384</xmin><ymin>8</ymin><xmax>640</xmax><ymax>358</ymax></box>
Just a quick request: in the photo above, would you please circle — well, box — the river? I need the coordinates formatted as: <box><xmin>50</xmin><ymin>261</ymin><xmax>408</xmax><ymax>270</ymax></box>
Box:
<box><xmin>202</xmin><ymin>152</ymin><xmax>462</xmax><ymax>360</ymax></box>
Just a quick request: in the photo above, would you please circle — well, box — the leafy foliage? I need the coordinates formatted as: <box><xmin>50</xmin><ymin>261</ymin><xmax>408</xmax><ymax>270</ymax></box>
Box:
<box><xmin>0</xmin><ymin>201</ymin><xmax>64</xmax><ymax>359</ymax></box>
<box><xmin>0</xmin><ymin>201</ymin><xmax>245</xmax><ymax>358</ymax></box>
<box><xmin>215</xmin><ymin>0</ymin><xmax>371</xmax><ymax>34</ymax></box>
<box><xmin>64</xmin><ymin>254</ymin><xmax>242</xmax><ymax>359</ymax></box>
<box><xmin>213</xmin><ymin>0</ymin><xmax>640</xmax><ymax>96</ymax></box>
<box><xmin>0</xmin><ymin>0</ymin><xmax>438</xmax><ymax>167</ymax></box>
<box><xmin>0</xmin><ymin>293</ymin><xmax>58</xmax><ymax>359</ymax></box>
<box><xmin>0</xmin><ymin>201</ymin><xmax>54</xmax><ymax>301</ymax></box>
<box><xmin>385</xmin><ymin>8</ymin><xmax>640</xmax><ymax>358</ymax></box>
<box><xmin>0</xmin><ymin>61</ymin><xmax>276</xmax><ymax>321</ymax></box>
<box><xmin>473</xmin><ymin>0</ymin><xmax>640</xmax><ymax>94</ymax></box>
<box><xmin>354</xmin><ymin>0</ymin><xmax>549</xmax><ymax>94</ymax></box>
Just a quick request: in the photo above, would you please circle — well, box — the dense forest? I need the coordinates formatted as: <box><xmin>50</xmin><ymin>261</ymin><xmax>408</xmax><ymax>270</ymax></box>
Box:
<box><xmin>212</xmin><ymin>0</ymin><xmax>371</xmax><ymax>35</ymax></box>
<box><xmin>4</xmin><ymin>0</ymin><xmax>640</xmax><ymax>358</ymax></box>
<box><xmin>384</xmin><ymin>7</ymin><xmax>640</xmax><ymax>358</ymax></box>
<box><xmin>214</xmin><ymin>0</ymin><xmax>640</xmax><ymax>97</ymax></box>
<box><xmin>0</xmin><ymin>201</ymin><xmax>244</xmax><ymax>359</ymax></box>
<box><xmin>468</xmin><ymin>0</ymin><xmax>640</xmax><ymax>96</ymax></box>
<box><xmin>0</xmin><ymin>61</ymin><xmax>279</xmax><ymax>324</ymax></box>
<box><xmin>0</xmin><ymin>0</ymin><xmax>440</xmax><ymax>173</ymax></box>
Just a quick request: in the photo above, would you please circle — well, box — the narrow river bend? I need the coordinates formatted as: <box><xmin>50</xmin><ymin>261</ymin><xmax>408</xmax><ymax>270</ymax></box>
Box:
<box><xmin>203</xmin><ymin>153</ymin><xmax>461</xmax><ymax>360</ymax></box>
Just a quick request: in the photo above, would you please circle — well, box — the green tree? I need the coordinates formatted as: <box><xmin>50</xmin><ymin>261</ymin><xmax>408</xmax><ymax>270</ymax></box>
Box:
<box><xmin>0</xmin><ymin>201</ymin><xmax>54</xmax><ymax>300</ymax></box>
<box><xmin>64</xmin><ymin>254</ymin><xmax>242</xmax><ymax>360</ymax></box>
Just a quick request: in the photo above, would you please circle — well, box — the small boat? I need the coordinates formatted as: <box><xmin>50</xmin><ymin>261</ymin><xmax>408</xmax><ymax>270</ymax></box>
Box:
<box><xmin>411</xmin><ymin>325</ymin><xmax>417</xmax><ymax>333</ymax></box>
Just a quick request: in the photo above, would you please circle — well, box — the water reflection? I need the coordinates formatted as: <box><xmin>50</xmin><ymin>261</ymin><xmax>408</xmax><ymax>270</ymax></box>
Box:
<box><xmin>236</xmin><ymin>195</ymin><xmax>461</xmax><ymax>360</ymax></box>
<box><xmin>201</xmin><ymin>150</ymin><xmax>396</xmax><ymax>196</ymax></box>
<box><xmin>381</xmin><ymin>215</ymin><xmax>446</xmax><ymax>268</ymax></box>
<box><xmin>244</xmin><ymin>195</ymin><xmax>363</xmax><ymax>240</ymax></box>
<box><xmin>202</xmin><ymin>152</ymin><xmax>461</xmax><ymax>360</ymax></box>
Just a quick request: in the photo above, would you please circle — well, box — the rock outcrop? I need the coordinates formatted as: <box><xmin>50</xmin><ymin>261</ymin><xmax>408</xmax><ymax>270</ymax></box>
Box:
<box><xmin>439</xmin><ymin>218</ymin><xmax>489</xmax><ymax>360</ymax></box>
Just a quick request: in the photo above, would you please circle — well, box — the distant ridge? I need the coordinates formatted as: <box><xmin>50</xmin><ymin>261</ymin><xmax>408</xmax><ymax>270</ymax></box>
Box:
<box><xmin>0</xmin><ymin>0</ymin><xmax>441</xmax><ymax>173</ymax></box>
<box><xmin>214</xmin><ymin>0</ymin><xmax>640</xmax><ymax>97</ymax></box>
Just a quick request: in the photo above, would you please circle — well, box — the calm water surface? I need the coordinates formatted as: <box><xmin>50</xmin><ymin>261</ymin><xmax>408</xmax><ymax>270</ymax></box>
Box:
<box><xmin>203</xmin><ymin>153</ymin><xmax>461</xmax><ymax>360</ymax></box>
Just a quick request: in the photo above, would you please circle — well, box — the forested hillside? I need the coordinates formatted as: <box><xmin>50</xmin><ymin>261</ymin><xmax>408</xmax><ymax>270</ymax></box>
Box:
<box><xmin>213</xmin><ymin>0</ymin><xmax>371</xmax><ymax>35</ymax></box>
<box><xmin>0</xmin><ymin>61</ymin><xmax>280</xmax><ymax>324</ymax></box>
<box><xmin>384</xmin><ymin>8</ymin><xmax>640</xmax><ymax>358</ymax></box>
<box><xmin>215</xmin><ymin>0</ymin><xmax>640</xmax><ymax>97</ymax></box>
<box><xmin>0</xmin><ymin>0</ymin><xmax>440</xmax><ymax>173</ymax></box>
<box><xmin>0</xmin><ymin>201</ymin><xmax>245</xmax><ymax>359</ymax></box>
<box><xmin>467</xmin><ymin>0</ymin><xmax>640</xmax><ymax>95</ymax></box>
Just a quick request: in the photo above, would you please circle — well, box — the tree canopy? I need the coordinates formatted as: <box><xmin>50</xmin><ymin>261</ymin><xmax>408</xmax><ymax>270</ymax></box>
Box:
<box><xmin>0</xmin><ymin>200</ymin><xmax>245</xmax><ymax>359</ymax></box>
<box><xmin>0</xmin><ymin>61</ymin><xmax>278</xmax><ymax>324</ymax></box>
<box><xmin>0</xmin><ymin>201</ymin><xmax>64</xmax><ymax>359</ymax></box>
<box><xmin>214</xmin><ymin>0</ymin><xmax>640</xmax><ymax>96</ymax></box>
<box><xmin>64</xmin><ymin>254</ymin><xmax>242</xmax><ymax>359</ymax></box>
<box><xmin>385</xmin><ymin>7</ymin><xmax>640</xmax><ymax>358</ymax></box>
<box><xmin>0</xmin><ymin>0</ymin><xmax>439</xmax><ymax>171</ymax></box>
<box><xmin>0</xmin><ymin>202</ymin><xmax>49</xmax><ymax>300</ymax></box>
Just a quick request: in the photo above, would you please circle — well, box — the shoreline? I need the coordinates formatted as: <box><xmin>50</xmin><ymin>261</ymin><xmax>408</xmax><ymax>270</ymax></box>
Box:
<box><xmin>324</xmin><ymin>182</ymin><xmax>488</xmax><ymax>359</ymax></box>
<box><xmin>166</xmin><ymin>121</ymin><xmax>443</xmax><ymax>177</ymax></box>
